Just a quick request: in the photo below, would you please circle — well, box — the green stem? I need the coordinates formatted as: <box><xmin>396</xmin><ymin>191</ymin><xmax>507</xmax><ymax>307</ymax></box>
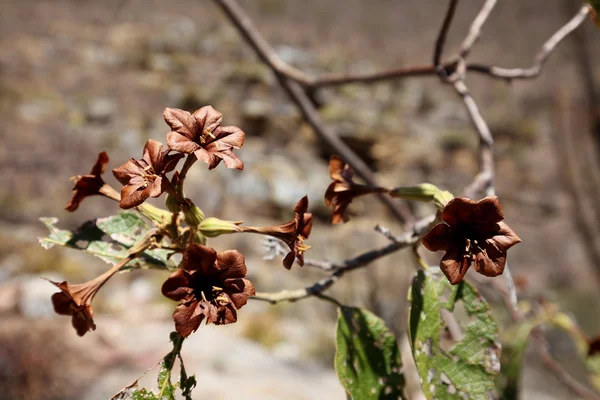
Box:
<box><xmin>178</xmin><ymin>153</ymin><xmax>198</xmax><ymax>181</ymax></box>
<box><xmin>412</xmin><ymin>243</ymin><xmax>430</xmax><ymax>270</ymax></box>
<box><xmin>315</xmin><ymin>293</ymin><xmax>344</xmax><ymax>307</ymax></box>
<box><xmin>159</xmin><ymin>334</ymin><xmax>185</xmax><ymax>398</ymax></box>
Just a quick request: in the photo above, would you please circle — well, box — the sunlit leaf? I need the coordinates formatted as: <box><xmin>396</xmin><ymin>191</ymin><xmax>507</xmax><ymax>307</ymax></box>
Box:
<box><xmin>408</xmin><ymin>270</ymin><xmax>500</xmax><ymax>400</ymax></box>
<box><xmin>39</xmin><ymin>213</ymin><xmax>174</xmax><ymax>270</ymax></box>
<box><xmin>335</xmin><ymin>306</ymin><xmax>405</xmax><ymax>400</ymax></box>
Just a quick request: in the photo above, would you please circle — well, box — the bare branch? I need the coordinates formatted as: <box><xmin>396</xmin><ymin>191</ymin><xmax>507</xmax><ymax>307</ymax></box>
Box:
<box><xmin>214</xmin><ymin>0</ymin><xmax>414</xmax><ymax>224</ymax></box>
<box><xmin>211</xmin><ymin>0</ymin><xmax>312</xmax><ymax>86</ymax></box>
<box><xmin>458</xmin><ymin>0</ymin><xmax>498</xmax><ymax>59</ymax></box>
<box><xmin>253</xmin><ymin>215</ymin><xmax>435</xmax><ymax>304</ymax></box>
<box><xmin>467</xmin><ymin>5</ymin><xmax>591</xmax><ymax>81</ymax></box>
<box><xmin>434</xmin><ymin>0</ymin><xmax>460</xmax><ymax>70</ymax></box>
<box><xmin>453</xmin><ymin>80</ymin><xmax>494</xmax><ymax>146</ymax></box>
<box><xmin>311</xmin><ymin>64</ymin><xmax>436</xmax><ymax>88</ymax></box>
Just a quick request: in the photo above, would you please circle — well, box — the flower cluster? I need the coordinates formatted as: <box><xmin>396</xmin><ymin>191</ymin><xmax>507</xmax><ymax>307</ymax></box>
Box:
<box><xmin>324</xmin><ymin>155</ymin><xmax>521</xmax><ymax>285</ymax></box>
<box><xmin>51</xmin><ymin>105</ymin><xmax>313</xmax><ymax>337</ymax></box>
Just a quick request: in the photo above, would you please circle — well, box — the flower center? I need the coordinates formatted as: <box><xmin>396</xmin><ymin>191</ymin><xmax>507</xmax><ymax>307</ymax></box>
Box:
<box><xmin>140</xmin><ymin>165</ymin><xmax>158</xmax><ymax>187</ymax></box>
<box><xmin>463</xmin><ymin>238</ymin><xmax>487</xmax><ymax>261</ymax></box>
<box><xmin>194</xmin><ymin>281</ymin><xmax>229</xmax><ymax>308</ymax></box>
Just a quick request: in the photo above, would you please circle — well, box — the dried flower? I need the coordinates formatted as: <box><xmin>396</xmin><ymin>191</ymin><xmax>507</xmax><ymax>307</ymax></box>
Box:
<box><xmin>164</xmin><ymin>106</ymin><xmax>245</xmax><ymax>170</ymax></box>
<box><xmin>47</xmin><ymin>263</ymin><xmax>122</xmax><ymax>336</ymax></box>
<box><xmin>161</xmin><ymin>244</ymin><xmax>255</xmax><ymax>337</ymax></box>
<box><xmin>65</xmin><ymin>151</ymin><xmax>116</xmax><ymax>211</ymax></box>
<box><xmin>112</xmin><ymin>139</ymin><xmax>183</xmax><ymax>209</ymax></box>
<box><xmin>325</xmin><ymin>156</ymin><xmax>389</xmax><ymax>224</ymax></box>
<box><xmin>421</xmin><ymin>196</ymin><xmax>521</xmax><ymax>284</ymax></box>
<box><xmin>240</xmin><ymin>196</ymin><xmax>312</xmax><ymax>269</ymax></box>
<box><xmin>589</xmin><ymin>336</ymin><xmax>600</xmax><ymax>356</ymax></box>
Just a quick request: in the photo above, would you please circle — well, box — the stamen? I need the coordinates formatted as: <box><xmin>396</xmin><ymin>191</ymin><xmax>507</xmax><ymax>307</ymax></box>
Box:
<box><xmin>216</xmin><ymin>294</ymin><xmax>229</xmax><ymax>306</ymax></box>
<box><xmin>200</xmin><ymin>291</ymin><xmax>208</xmax><ymax>302</ymax></box>
<box><xmin>203</xmin><ymin>129</ymin><xmax>216</xmax><ymax>139</ymax></box>
<box><xmin>464</xmin><ymin>238</ymin><xmax>472</xmax><ymax>253</ymax></box>
<box><xmin>296</xmin><ymin>235</ymin><xmax>311</xmax><ymax>254</ymax></box>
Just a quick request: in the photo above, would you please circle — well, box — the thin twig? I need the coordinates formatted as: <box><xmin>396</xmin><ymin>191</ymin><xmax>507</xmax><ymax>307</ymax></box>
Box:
<box><xmin>214</xmin><ymin>0</ymin><xmax>414</xmax><ymax>224</ymax></box>
<box><xmin>434</xmin><ymin>0</ymin><xmax>460</xmax><ymax>70</ymax></box>
<box><xmin>458</xmin><ymin>0</ymin><xmax>498</xmax><ymax>59</ymax></box>
<box><xmin>467</xmin><ymin>5</ymin><xmax>591</xmax><ymax>81</ymax></box>
<box><xmin>311</xmin><ymin>64</ymin><xmax>437</xmax><ymax>88</ymax></box>
<box><xmin>253</xmin><ymin>215</ymin><xmax>435</xmax><ymax>304</ymax></box>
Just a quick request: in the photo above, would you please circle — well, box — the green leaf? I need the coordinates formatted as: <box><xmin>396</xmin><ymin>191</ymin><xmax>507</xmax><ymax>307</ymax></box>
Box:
<box><xmin>39</xmin><ymin>213</ymin><xmax>174</xmax><ymax>270</ymax></box>
<box><xmin>156</xmin><ymin>361</ymin><xmax>176</xmax><ymax>400</ymax></box>
<box><xmin>408</xmin><ymin>270</ymin><xmax>500</xmax><ymax>400</ymax></box>
<box><xmin>335</xmin><ymin>306</ymin><xmax>405</xmax><ymax>400</ymax></box>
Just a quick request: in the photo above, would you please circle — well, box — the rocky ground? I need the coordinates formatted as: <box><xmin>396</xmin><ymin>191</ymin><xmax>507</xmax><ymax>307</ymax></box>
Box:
<box><xmin>1</xmin><ymin>0</ymin><xmax>600</xmax><ymax>399</ymax></box>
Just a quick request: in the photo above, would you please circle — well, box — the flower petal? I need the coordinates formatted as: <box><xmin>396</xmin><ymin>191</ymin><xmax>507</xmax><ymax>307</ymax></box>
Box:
<box><xmin>161</xmin><ymin>269</ymin><xmax>193</xmax><ymax>301</ymax></box>
<box><xmin>476</xmin><ymin>196</ymin><xmax>504</xmax><ymax>224</ymax></box>
<box><xmin>329</xmin><ymin>156</ymin><xmax>346</xmax><ymax>181</ymax></box>
<box><xmin>51</xmin><ymin>292</ymin><xmax>74</xmax><ymax>315</ymax></box>
<box><xmin>442</xmin><ymin>196</ymin><xmax>505</xmax><ymax>227</ymax></box>
<box><xmin>214</xmin><ymin>304</ymin><xmax>237</xmax><ymax>325</ymax></box>
<box><xmin>173</xmin><ymin>300</ymin><xmax>203</xmax><ymax>337</ymax></box>
<box><xmin>142</xmin><ymin>139</ymin><xmax>164</xmax><ymax>170</ymax></box>
<box><xmin>90</xmin><ymin>151</ymin><xmax>109</xmax><ymax>177</ymax></box>
<box><xmin>163</xmin><ymin>108</ymin><xmax>198</xmax><ymax>139</ymax></box>
<box><xmin>112</xmin><ymin>159</ymin><xmax>144</xmax><ymax>185</ymax></box>
<box><xmin>72</xmin><ymin>308</ymin><xmax>96</xmax><ymax>337</ymax></box>
<box><xmin>119</xmin><ymin>183</ymin><xmax>150</xmax><ymax>209</ymax></box>
<box><xmin>216</xmin><ymin>250</ymin><xmax>247</xmax><ymax>278</ymax></box>
<box><xmin>210</xmin><ymin>149</ymin><xmax>243</xmax><ymax>170</ymax></box>
<box><xmin>162</xmin><ymin>152</ymin><xmax>185</xmax><ymax>173</ymax></box>
<box><xmin>283</xmin><ymin>251</ymin><xmax>295</xmax><ymax>270</ymax></box>
<box><xmin>485</xmin><ymin>221</ymin><xmax>522</xmax><ymax>252</ymax></box>
<box><xmin>294</xmin><ymin>196</ymin><xmax>309</xmax><ymax>214</ymax></box>
<box><xmin>212</xmin><ymin>125</ymin><xmax>245</xmax><ymax>149</ymax></box>
<box><xmin>183</xmin><ymin>244</ymin><xmax>218</xmax><ymax>274</ymax></box>
<box><xmin>193</xmin><ymin>147</ymin><xmax>213</xmax><ymax>167</ymax></box>
<box><xmin>167</xmin><ymin>131</ymin><xmax>200</xmax><ymax>154</ymax></box>
<box><xmin>65</xmin><ymin>175</ymin><xmax>103</xmax><ymax>211</ymax></box>
<box><xmin>225</xmin><ymin>278</ymin><xmax>255</xmax><ymax>309</ymax></box>
<box><xmin>474</xmin><ymin>249</ymin><xmax>505</xmax><ymax>277</ymax></box>
<box><xmin>441</xmin><ymin>197</ymin><xmax>478</xmax><ymax>226</ymax></box>
<box><xmin>440</xmin><ymin>246</ymin><xmax>471</xmax><ymax>285</ymax></box>
<box><xmin>192</xmin><ymin>105</ymin><xmax>222</xmax><ymax>134</ymax></box>
<box><xmin>147</xmin><ymin>177</ymin><xmax>165</xmax><ymax>198</ymax></box>
<box><xmin>301</xmin><ymin>213</ymin><xmax>313</xmax><ymax>238</ymax></box>
<box><xmin>421</xmin><ymin>223</ymin><xmax>453</xmax><ymax>252</ymax></box>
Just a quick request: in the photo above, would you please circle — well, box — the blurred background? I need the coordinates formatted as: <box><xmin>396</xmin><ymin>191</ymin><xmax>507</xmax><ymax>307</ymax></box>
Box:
<box><xmin>1</xmin><ymin>0</ymin><xmax>599</xmax><ymax>399</ymax></box>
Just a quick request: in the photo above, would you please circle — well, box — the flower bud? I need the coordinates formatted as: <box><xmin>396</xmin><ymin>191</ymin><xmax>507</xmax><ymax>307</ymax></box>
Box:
<box><xmin>389</xmin><ymin>183</ymin><xmax>454</xmax><ymax>210</ymax></box>
<box><xmin>138</xmin><ymin>204</ymin><xmax>172</xmax><ymax>224</ymax></box>
<box><xmin>198</xmin><ymin>217</ymin><xmax>243</xmax><ymax>238</ymax></box>
<box><xmin>184</xmin><ymin>205</ymin><xmax>205</xmax><ymax>227</ymax></box>
<box><xmin>165</xmin><ymin>192</ymin><xmax>182</xmax><ymax>214</ymax></box>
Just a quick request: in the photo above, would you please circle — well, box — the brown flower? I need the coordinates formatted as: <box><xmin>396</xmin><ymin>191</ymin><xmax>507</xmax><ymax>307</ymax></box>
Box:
<box><xmin>240</xmin><ymin>196</ymin><xmax>312</xmax><ymax>269</ymax></box>
<box><xmin>65</xmin><ymin>151</ymin><xmax>111</xmax><ymax>211</ymax></box>
<box><xmin>325</xmin><ymin>156</ymin><xmax>389</xmax><ymax>224</ymax></box>
<box><xmin>421</xmin><ymin>196</ymin><xmax>521</xmax><ymax>285</ymax></box>
<box><xmin>589</xmin><ymin>336</ymin><xmax>600</xmax><ymax>356</ymax></box>
<box><xmin>164</xmin><ymin>106</ymin><xmax>245</xmax><ymax>170</ymax></box>
<box><xmin>161</xmin><ymin>244</ymin><xmax>255</xmax><ymax>337</ymax></box>
<box><xmin>112</xmin><ymin>139</ymin><xmax>183</xmax><ymax>209</ymax></box>
<box><xmin>47</xmin><ymin>263</ymin><xmax>121</xmax><ymax>336</ymax></box>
